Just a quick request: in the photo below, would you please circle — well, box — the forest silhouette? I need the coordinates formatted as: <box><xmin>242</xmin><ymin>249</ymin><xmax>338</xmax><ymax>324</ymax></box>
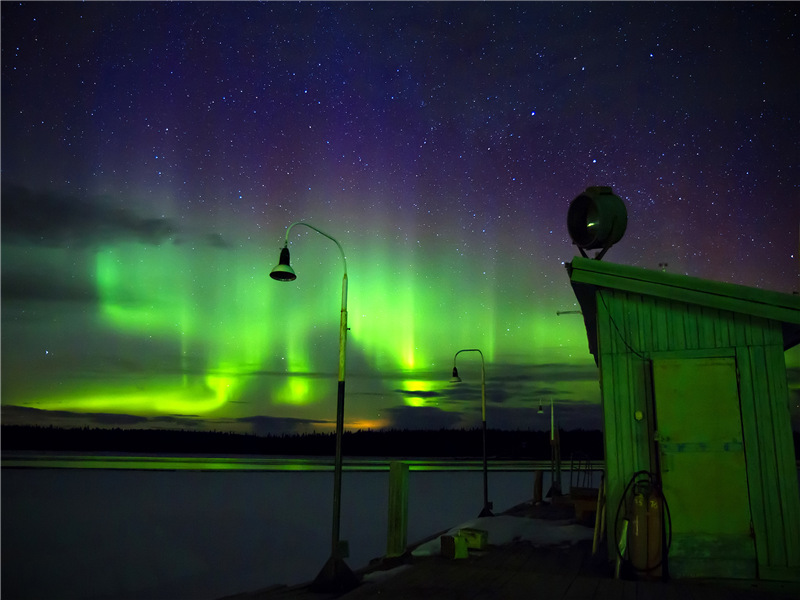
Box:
<box><xmin>2</xmin><ymin>425</ymin><xmax>606</xmax><ymax>459</ymax></box>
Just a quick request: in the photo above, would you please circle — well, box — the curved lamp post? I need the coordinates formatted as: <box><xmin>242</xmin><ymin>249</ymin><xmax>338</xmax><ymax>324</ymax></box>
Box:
<box><xmin>270</xmin><ymin>221</ymin><xmax>358</xmax><ymax>593</ymax></box>
<box><xmin>450</xmin><ymin>348</ymin><xmax>493</xmax><ymax>518</ymax></box>
<box><xmin>545</xmin><ymin>309</ymin><xmax>581</xmax><ymax>496</ymax></box>
<box><xmin>537</xmin><ymin>397</ymin><xmax>562</xmax><ymax>497</ymax></box>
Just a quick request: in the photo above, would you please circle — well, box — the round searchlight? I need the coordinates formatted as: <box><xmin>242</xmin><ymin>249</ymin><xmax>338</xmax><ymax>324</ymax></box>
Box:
<box><xmin>567</xmin><ymin>186</ymin><xmax>627</xmax><ymax>259</ymax></box>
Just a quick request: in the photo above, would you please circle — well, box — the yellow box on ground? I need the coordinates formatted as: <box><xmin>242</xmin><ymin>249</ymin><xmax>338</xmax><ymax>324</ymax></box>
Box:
<box><xmin>458</xmin><ymin>528</ymin><xmax>489</xmax><ymax>550</ymax></box>
<box><xmin>440</xmin><ymin>534</ymin><xmax>468</xmax><ymax>559</ymax></box>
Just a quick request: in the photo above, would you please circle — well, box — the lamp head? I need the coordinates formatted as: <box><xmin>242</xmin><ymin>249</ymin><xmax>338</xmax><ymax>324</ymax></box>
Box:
<box><xmin>270</xmin><ymin>246</ymin><xmax>296</xmax><ymax>282</ymax></box>
<box><xmin>537</xmin><ymin>403</ymin><xmax>544</xmax><ymax>415</ymax></box>
<box><xmin>449</xmin><ymin>367</ymin><xmax>462</xmax><ymax>383</ymax></box>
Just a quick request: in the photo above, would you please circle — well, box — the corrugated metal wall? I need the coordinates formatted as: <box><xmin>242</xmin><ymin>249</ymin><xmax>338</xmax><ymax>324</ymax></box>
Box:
<box><xmin>596</xmin><ymin>288</ymin><xmax>800</xmax><ymax>578</ymax></box>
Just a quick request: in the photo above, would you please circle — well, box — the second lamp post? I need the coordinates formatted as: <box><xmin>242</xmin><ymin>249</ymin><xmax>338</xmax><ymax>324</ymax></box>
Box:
<box><xmin>450</xmin><ymin>348</ymin><xmax>493</xmax><ymax>518</ymax></box>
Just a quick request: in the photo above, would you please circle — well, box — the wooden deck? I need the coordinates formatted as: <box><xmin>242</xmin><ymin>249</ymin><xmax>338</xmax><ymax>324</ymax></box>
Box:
<box><xmin>224</xmin><ymin>537</ymin><xmax>800</xmax><ymax>600</ymax></box>
<box><xmin>223</xmin><ymin>500</ymin><xmax>800</xmax><ymax>600</ymax></box>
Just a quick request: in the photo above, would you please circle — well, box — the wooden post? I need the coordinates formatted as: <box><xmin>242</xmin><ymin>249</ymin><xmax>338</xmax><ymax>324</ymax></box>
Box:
<box><xmin>386</xmin><ymin>461</ymin><xmax>409</xmax><ymax>557</ymax></box>
<box><xmin>592</xmin><ymin>474</ymin><xmax>605</xmax><ymax>555</ymax></box>
<box><xmin>533</xmin><ymin>470</ymin><xmax>543</xmax><ymax>504</ymax></box>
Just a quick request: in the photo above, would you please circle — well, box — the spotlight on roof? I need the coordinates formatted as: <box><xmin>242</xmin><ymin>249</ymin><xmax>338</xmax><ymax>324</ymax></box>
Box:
<box><xmin>567</xmin><ymin>186</ymin><xmax>627</xmax><ymax>260</ymax></box>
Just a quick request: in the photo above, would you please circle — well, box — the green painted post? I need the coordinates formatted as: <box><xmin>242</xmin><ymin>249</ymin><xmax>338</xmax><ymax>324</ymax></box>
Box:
<box><xmin>387</xmin><ymin>461</ymin><xmax>409</xmax><ymax>557</ymax></box>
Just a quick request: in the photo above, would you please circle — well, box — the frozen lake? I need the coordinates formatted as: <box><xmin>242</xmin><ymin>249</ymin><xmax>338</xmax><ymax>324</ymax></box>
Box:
<box><xmin>2</xmin><ymin>456</ymin><xmax>590</xmax><ymax>600</ymax></box>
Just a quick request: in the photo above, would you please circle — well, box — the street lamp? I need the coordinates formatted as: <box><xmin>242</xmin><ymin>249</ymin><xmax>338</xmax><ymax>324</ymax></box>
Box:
<box><xmin>551</xmin><ymin>309</ymin><xmax>580</xmax><ymax>495</ymax></box>
<box><xmin>270</xmin><ymin>221</ymin><xmax>358</xmax><ymax>593</ymax></box>
<box><xmin>539</xmin><ymin>397</ymin><xmax>562</xmax><ymax>498</ymax></box>
<box><xmin>449</xmin><ymin>349</ymin><xmax>493</xmax><ymax>518</ymax></box>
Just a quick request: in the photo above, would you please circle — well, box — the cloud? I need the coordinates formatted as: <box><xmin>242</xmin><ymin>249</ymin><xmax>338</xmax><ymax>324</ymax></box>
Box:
<box><xmin>86</xmin><ymin>412</ymin><xmax>152</xmax><ymax>425</ymax></box>
<box><xmin>441</xmin><ymin>382</ymin><xmax>511</xmax><ymax>405</ymax></box>
<box><xmin>393</xmin><ymin>388</ymin><xmax>444</xmax><ymax>399</ymax></box>
<box><xmin>379</xmin><ymin>405</ymin><xmax>464</xmax><ymax>430</ymax></box>
<box><xmin>0</xmin><ymin>405</ymin><xmax>331</xmax><ymax>435</ymax></box>
<box><xmin>1</xmin><ymin>182</ymin><xmax>176</xmax><ymax>248</ymax></box>
<box><xmin>236</xmin><ymin>415</ymin><xmax>332</xmax><ymax>436</ymax></box>
<box><xmin>1</xmin><ymin>270</ymin><xmax>98</xmax><ymax>303</ymax></box>
<box><xmin>539</xmin><ymin>401</ymin><xmax>603</xmax><ymax>431</ymax></box>
<box><xmin>151</xmin><ymin>415</ymin><xmax>204</xmax><ymax>428</ymax></box>
<box><xmin>488</xmin><ymin>361</ymin><xmax>600</xmax><ymax>383</ymax></box>
<box><xmin>1</xmin><ymin>405</ymin><xmax>150</xmax><ymax>426</ymax></box>
<box><xmin>205</xmin><ymin>233</ymin><xmax>232</xmax><ymax>248</ymax></box>
<box><xmin>380</xmin><ymin>361</ymin><xmax>600</xmax><ymax>392</ymax></box>
<box><xmin>475</xmin><ymin>406</ymin><xmax>549</xmax><ymax>430</ymax></box>
<box><xmin>0</xmin><ymin>405</ymin><xmax>227</xmax><ymax>429</ymax></box>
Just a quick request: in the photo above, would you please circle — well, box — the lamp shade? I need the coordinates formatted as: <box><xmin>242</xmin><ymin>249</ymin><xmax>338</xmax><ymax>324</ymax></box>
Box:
<box><xmin>270</xmin><ymin>247</ymin><xmax>297</xmax><ymax>281</ymax></box>
<box><xmin>449</xmin><ymin>367</ymin><xmax>462</xmax><ymax>383</ymax></box>
<box><xmin>567</xmin><ymin>186</ymin><xmax>627</xmax><ymax>251</ymax></box>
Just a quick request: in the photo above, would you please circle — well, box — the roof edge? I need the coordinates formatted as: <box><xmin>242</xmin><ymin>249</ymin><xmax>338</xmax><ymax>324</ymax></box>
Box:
<box><xmin>567</xmin><ymin>257</ymin><xmax>800</xmax><ymax>326</ymax></box>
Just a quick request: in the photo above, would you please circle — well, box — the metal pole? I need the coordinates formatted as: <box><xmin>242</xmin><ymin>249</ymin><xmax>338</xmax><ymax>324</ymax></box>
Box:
<box><xmin>479</xmin><ymin>356</ymin><xmax>491</xmax><ymax>517</ymax></box>
<box><xmin>453</xmin><ymin>348</ymin><xmax>493</xmax><ymax>517</ymax></box>
<box><xmin>330</xmin><ymin>271</ymin><xmax>347</xmax><ymax>557</ymax></box>
<box><xmin>277</xmin><ymin>222</ymin><xmax>357</xmax><ymax>593</ymax></box>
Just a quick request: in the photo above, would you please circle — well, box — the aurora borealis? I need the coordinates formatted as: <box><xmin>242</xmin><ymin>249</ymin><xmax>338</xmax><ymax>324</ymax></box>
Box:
<box><xmin>2</xmin><ymin>2</ymin><xmax>799</xmax><ymax>435</ymax></box>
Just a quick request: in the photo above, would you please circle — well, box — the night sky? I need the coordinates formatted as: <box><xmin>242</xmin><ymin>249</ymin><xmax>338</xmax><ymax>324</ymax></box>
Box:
<box><xmin>2</xmin><ymin>2</ymin><xmax>798</xmax><ymax>436</ymax></box>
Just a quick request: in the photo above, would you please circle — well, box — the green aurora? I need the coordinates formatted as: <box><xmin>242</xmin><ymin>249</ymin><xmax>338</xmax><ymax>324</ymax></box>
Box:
<box><xmin>2</xmin><ymin>222</ymin><xmax>606</xmax><ymax>433</ymax></box>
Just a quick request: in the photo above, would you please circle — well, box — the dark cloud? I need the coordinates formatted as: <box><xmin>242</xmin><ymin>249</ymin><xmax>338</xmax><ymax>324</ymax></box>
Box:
<box><xmin>488</xmin><ymin>362</ymin><xmax>600</xmax><ymax>383</ymax></box>
<box><xmin>0</xmin><ymin>405</ymin><xmax>150</xmax><ymax>426</ymax></box>
<box><xmin>1</xmin><ymin>182</ymin><xmax>176</xmax><ymax>247</ymax></box>
<box><xmin>0</xmin><ymin>405</ymin><xmax>221</xmax><ymax>429</ymax></box>
<box><xmin>440</xmin><ymin>382</ymin><xmax>511</xmax><ymax>405</ymax></box>
<box><xmin>380</xmin><ymin>406</ymin><xmax>464</xmax><ymax>430</ymax></box>
<box><xmin>383</xmin><ymin>361</ymin><xmax>599</xmax><ymax>388</ymax></box>
<box><xmin>205</xmin><ymin>233</ymin><xmax>232</xmax><ymax>248</ymax></box>
<box><xmin>236</xmin><ymin>415</ymin><xmax>332</xmax><ymax>436</ymax></box>
<box><xmin>374</xmin><ymin>397</ymin><xmax>600</xmax><ymax>433</ymax></box>
<box><xmin>526</xmin><ymin>387</ymin><xmax>561</xmax><ymax>397</ymax></box>
<box><xmin>536</xmin><ymin>400</ymin><xmax>603</xmax><ymax>432</ymax></box>
<box><xmin>478</xmin><ymin>402</ymin><xmax>602</xmax><ymax>431</ymax></box>
<box><xmin>1</xmin><ymin>270</ymin><xmax>98</xmax><ymax>303</ymax></box>
<box><xmin>88</xmin><ymin>412</ymin><xmax>151</xmax><ymax>425</ymax></box>
<box><xmin>151</xmin><ymin>415</ymin><xmax>203</xmax><ymax>428</ymax></box>
<box><xmin>393</xmin><ymin>388</ymin><xmax>443</xmax><ymax>399</ymax></box>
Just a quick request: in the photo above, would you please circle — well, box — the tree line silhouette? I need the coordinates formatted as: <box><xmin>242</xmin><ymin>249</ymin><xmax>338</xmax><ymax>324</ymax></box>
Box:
<box><xmin>1</xmin><ymin>425</ymin><xmax>607</xmax><ymax>459</ymax></box>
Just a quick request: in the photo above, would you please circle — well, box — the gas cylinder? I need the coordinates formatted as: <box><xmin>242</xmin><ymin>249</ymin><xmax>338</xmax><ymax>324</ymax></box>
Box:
<box><xmin>628</xmin><ymin>485</ymin><xmax>649</xmax><ymax>572</ymax></box>
<box><xmin>645</xmin><ymin>484</ymin><xmax>663</xmax><ymax>578</ymax></box>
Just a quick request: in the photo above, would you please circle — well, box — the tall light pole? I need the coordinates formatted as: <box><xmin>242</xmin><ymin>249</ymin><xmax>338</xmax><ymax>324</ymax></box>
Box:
<box><xmin>270</xmin><ymin>222</ymin><xmax>358</xmax><ymax>593</ymax></box>
<box><xmin>544</xmin><ymin>309</ymin><xmax>580</xmax><ymax>498</ymax></box>
<box><xmin>450</xmin><ymin>348</ymin><xmax>493</xmax><ymax>518</ymax></box>
<box><xmin>538</xmin><ymin>397</ymin><xmax>562</xmax><ymax>497</ymax></box>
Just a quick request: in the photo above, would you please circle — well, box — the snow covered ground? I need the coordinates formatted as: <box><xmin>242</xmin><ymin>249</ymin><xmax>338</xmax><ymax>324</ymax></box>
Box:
<box><xmin>360</xmin><ymin>514</ymin><xmax>595</xmax><ymax>585</ymax></box>
<box><xmin>410</xmin><ymin>514</ymin><xmax>595</xmax><ymax>557</ymax></box>
<box><xmin>2</xmin><ymin>465</ymin><xmax>593</xmax><ymax>600</ymax></box>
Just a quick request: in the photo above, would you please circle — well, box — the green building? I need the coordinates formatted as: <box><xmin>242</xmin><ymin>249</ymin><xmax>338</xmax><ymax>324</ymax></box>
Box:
<box><xmin>567</xmin><ymin>256</ymin><xmax>800</xmax><ymax>581</ymax></box>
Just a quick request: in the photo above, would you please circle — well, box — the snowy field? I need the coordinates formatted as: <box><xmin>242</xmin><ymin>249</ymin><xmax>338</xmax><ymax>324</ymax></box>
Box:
<box><xmin>1</xmin><ymin>466</ymin><xmax>588</xmax><ymax>600</ymax></box>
